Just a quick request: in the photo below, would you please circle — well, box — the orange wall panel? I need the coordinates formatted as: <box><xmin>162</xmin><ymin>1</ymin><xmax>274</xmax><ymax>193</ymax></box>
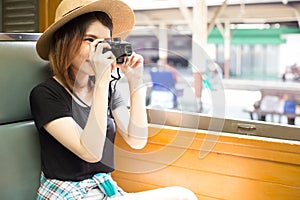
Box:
<box><xmin>112</xmin><ymin>125</ymin><xmax>300</xmax><ymax>200</ymax></box>
<box><xmin>38</xmin><ymin>0</ymin><xmax>62</xmax><ymax>32</ymax></box>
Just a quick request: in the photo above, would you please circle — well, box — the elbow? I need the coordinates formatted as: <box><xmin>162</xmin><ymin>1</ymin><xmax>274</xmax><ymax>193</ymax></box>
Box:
<box><xmin>80</xmin><ymin>143</ymin><xmax>103</xmax><ymax>163</ymax></box>
<box><xmin>80</xmin><ymin>138</ymin><xmax>104</xmax><ymax>163</ymax></box>
<box><xmin>83</xmin><ymin>153</ymin><xmax>102</xmax><ymax>163</ymax></box>
<box><xmin>134</xmin><ymin>141</ymin><xmax>147</xmax><ymax>149</ymax></box>
<box><xmin>127</xmin><ymin>128</ymin><xmax>148</xmax><ymax>149</ymax></box>
<box><xmin>129</xmin><ymin>138</ymin><xmax>148</xmax><ymax>149</ymax></box>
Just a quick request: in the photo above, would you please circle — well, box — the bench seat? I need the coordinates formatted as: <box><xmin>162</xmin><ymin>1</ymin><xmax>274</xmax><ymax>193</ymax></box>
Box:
<box><xmin>244</xmin><ymin>88</ymin><xmax>300</xmax><ymax>125</ymax></box>
<box><xmin>0</xmin><ymin>121</ymin><xmax>41</xmax><ymax>200</ymax></box>
<box><xmin>0</xmin><ymin>34</ymin><xmax>49</xmax><ymax>200</ymax></box>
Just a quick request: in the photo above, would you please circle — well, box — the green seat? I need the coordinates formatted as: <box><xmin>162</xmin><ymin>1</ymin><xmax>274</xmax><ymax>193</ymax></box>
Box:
<box><xmin>0</xmin><ymin>39</ymin><xmax>49</xmax><ymax>124</ymax></box>
<box><xmin>0</xmin><ymin>122</ymin><xmax>41</xmax><ymax>200</ymax></box>
<box><xmin>0</xmin><ymin>34</ymin><xmax>50</xmax><ymax>200</ymax></box>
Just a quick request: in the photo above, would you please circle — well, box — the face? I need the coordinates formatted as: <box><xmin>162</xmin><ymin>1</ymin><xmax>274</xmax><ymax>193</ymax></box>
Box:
<box><xmin>72</xmin><ymin>20</ymin><xmax>111</xmax><ymax>76</ymax></box>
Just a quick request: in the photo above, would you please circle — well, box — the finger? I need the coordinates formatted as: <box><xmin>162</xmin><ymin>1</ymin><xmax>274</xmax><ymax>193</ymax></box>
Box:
<box><xmin>95</xmin><ymin>43</ymin><xmax>111</xmax><ymax>54</ymax></box>
<box><xmin>103</xmin><ymin>50</ymin><xmax>115</xmax><ymax>61</ymax></box>
<box><xmin>118</xmin><ymin>58</ymin><xmax>128</xmax><ymax>73</ymax></box>
<box><xmin>127</xmin><ymin>55</ymin><xmax>140</xmax><ymax>68</ymax></box>
<box><xmin>125</xmin><ymin>55</ymin><xmax>133</xmax><ymax>66</ymax></box>
<box><xmin>121</xmin><ymin>56</ymin><xmax>128</xmax><ymax>66</ymax></box>
<box><xmin>111</xmin><ymin>61</ymin><xmax>117</xmax><ymax>71</ymax></box>
<box><xmin>90</xmin><ymin>39</ymin><xmax>103</xmax><ymax>52</ymax></box>
<box><xmin>132</xmin><ymin>54</ymin><xmax>143</xmax><ymax>65</ymax></box>
<box><xmin>132</xmin><ymin>56</ymin><xmax>140</xmax><ymax>67</ymax></box>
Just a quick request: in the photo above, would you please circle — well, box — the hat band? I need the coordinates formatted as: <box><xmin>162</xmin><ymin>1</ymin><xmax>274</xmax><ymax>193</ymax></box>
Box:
<box><xmin>62</xmin><ymin>6</ymin><xmax>82</xmax><ymax>17</ymax></box>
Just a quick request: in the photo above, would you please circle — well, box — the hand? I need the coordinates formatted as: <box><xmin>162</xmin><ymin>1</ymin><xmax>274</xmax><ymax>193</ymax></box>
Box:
<box><xmin>117</xmin><ymin>52</ymin><xmax>144</xmax><ymax>92</ymax></box>
<box><xmin>88</xmin><ymin>39</ymin><xmax>116</xmax><ymax>79</ymax></box>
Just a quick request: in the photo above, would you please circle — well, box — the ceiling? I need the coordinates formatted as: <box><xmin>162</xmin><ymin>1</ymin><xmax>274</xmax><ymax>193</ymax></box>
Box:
<box><xmin>124</xmin><ymin>0</ymin><xmax>300</xmax><ymax>10</ymax></box>
<box><xmin>125</xmin><ymin>0</ymin><xmax>300</xmax><ymax>28</ymax></box>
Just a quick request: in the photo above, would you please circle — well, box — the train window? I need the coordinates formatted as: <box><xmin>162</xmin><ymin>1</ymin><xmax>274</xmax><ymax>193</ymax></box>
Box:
<box><xmin>125</xmin><ymin>27</ymin><xmax>300</xmax><ymax>134</ymax></box>
<box><xmin>1</xmin><ymin>0</ymin><xmax>38</xmax><ymax>33</ymax></box>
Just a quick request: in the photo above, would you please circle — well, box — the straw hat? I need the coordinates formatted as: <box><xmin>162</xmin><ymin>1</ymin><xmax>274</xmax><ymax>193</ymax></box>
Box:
<box><xmin>36</xmin><ymin>0</ymin><xmax>135</xmax><ymax>60</ymax></box>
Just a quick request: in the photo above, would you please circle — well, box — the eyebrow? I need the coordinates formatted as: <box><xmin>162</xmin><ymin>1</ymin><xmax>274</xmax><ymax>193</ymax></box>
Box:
<box><xmin>84</xmin><ymin>34</ymin><xmax>111</xmax><ymax>40</ymax></box>
<box><xmin>84</xmin><ymin>34</ymin><xmax>98</xmax><ymax>39</ymax></box>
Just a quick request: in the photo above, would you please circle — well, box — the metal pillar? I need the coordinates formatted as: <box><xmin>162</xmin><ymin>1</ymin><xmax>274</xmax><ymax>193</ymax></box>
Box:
<box><xmin>158</xmin><ymin>23</ymin><xmax>168</xmax><ymax>62</ymax></box>
<box><xmin>192</xmin><ymin>0</ymin><xmax>207</xmax><ymax>61</ymax></box>
<box><xmin>223</xmin><ymin>21</ymin><xmax>231</xmax><ymax>79</ymax></box>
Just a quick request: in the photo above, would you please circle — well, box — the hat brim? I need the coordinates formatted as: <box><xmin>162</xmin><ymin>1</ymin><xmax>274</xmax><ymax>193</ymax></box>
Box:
<box><xmin>36</xmin><ymin>0</ymin><xmax>135</xmax><ymax>60</ymax></box>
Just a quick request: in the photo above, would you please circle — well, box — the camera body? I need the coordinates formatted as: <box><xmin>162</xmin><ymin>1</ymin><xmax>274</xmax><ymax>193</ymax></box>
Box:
<box><xmin>102</xmin><ymin>37</ymin><xmax>132</xmax><ymax>63</ymax></box>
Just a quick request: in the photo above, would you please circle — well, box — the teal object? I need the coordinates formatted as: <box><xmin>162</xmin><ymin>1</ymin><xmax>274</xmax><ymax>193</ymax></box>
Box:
<box><xmin>203</xmin><ymin>78</ymin><xmax>213</xmax><ymax>90</ymax></box>
<box><xmin>94</xmin><ymin>173</ymin><xmax>117</xmax><ymax>197</ymax></box>
<box><xmin>100</xmin><ymin>178</ymin><xmax>117</xmax><ymax>197</ymax></box>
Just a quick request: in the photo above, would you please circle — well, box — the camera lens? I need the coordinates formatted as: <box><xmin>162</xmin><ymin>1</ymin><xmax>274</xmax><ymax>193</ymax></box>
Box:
<box><xmin>125</xmin><ymin>45</ymin><xmax>132</xmax><ymax>55</ymax></box>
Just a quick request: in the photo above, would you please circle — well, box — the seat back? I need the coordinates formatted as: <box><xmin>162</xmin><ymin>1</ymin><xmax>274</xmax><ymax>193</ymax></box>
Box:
<box><xmin>149</xmin><ymin>70</ymin><xmax>181</xmax><ymax>108</ymax></box>
<box><xmin>150</xmin><ymin>70</ymin><xmax>176</xmax><ymax>92</ymax></box>
<box><xmin>0</xmin><ymin>33</ymin><xmax>50</xmax><ymax>200</ymax></box>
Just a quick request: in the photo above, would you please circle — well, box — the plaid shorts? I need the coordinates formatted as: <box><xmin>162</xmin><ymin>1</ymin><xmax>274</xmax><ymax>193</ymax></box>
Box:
<box><xmin>36</xmin><ymin>172</ymin><xmax>124</xmax><ymax>200</ymax></box>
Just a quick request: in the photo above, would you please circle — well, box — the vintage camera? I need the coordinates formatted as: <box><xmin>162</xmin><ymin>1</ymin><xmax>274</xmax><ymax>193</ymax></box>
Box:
<box><xmin>102</xmin><ymin>37</ymin><xmax>133</xmax><ymax>63</ymax></box>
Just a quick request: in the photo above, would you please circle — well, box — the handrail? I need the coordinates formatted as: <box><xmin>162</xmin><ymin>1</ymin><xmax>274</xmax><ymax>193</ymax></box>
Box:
<box><xmin>147</xmin><ymin>108</ymin><xmax>300</xmax><ymax>142</ymax></box>
<box><xmin>0</xmin><ymin>33</ymin><xmax>41</xmax><ymax>41</ymax></box>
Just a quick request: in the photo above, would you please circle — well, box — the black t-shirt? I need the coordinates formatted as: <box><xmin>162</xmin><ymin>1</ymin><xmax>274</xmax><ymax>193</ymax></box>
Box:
<box><xmin>30</xmin><ymin>77</ymin><xmax>125</xmax><ymax>181</ymax></box>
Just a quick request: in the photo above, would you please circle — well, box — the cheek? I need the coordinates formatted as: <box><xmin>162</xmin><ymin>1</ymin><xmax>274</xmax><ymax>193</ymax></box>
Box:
<box><xmin>81</xmin><ymin>44</ymin><xmax>90</xmax><ymax>58</ymax></box>
<box><xmin>78</xmin><ymin>45</ymin><xmax>95</xmax><ymax>75</ymax></box>
<box><xmin>73</xmin><ymin>45</ymin><xmax>90</xmax><ymax>67</ymax></box>
<box><xmin>78</xmin><ymin>45</ymin><xmax>90</xmax><ymax>64</ymax></box>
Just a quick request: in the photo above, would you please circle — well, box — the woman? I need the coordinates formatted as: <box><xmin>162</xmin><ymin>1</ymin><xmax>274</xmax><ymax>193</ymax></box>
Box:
<box><xmin>30</xmin><ymin>0</ymin><xmax>198</xmax><ymax>199</ymax></box>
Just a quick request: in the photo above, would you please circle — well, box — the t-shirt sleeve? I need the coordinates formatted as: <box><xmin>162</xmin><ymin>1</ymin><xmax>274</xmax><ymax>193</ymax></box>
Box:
<box><xmin>30</xmin><ymin>85</ymin><xmax>72</xmax><ymax>130</ymax></box>
<box><xmin>111</xmin><ymin>88</ymin><xmax>126</xmax><ymax>110</ymax></box>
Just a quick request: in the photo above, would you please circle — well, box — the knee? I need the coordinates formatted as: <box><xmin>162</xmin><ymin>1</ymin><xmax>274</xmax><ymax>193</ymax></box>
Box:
<box><xmin>168</xmin><ymin>186</ymin><xmax>198</xmax><ymax>200</ymax></box>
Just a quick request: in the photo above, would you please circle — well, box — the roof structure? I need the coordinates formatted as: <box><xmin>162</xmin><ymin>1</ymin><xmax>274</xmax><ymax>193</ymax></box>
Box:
<box><xmin>123</xmin><ymin>0</ymin><xmax>300</xmax><ymax>28</ymax></box>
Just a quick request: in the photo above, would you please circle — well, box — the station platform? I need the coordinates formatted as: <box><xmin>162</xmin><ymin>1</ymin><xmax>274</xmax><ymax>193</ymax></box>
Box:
<box><xmin>117</xmin><ymin>69</ymin><xmax>300</xmax><ymax>126</ymax></box>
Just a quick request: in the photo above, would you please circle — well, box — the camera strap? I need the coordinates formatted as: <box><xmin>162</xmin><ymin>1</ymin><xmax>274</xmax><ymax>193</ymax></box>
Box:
<box><xmin>108</xmin><ymin>68</ymin><xmax>121</xmax><ymax>115</ymax></box>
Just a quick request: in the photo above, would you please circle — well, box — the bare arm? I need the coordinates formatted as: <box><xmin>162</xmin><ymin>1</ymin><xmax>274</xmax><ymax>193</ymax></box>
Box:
<box><xmin>44</xmin><ymin>73</ymin><xmax>110</xmax><ymax>162</ymax></box>
<box><xmin>113</xmin><ymin>53</ymin><xmax>148</xmax><ymax>149</ymax></box>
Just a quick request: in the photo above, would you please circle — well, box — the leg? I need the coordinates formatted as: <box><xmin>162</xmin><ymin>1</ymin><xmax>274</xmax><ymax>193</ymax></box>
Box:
<box><xmin>114</xmin><ymin>186</ymin><xmax>198</xmax><ymax>200</ymax></box>
<box><xmin>258</xmin><ymin>114</ymin><xmax>266</xmax><ymax>121</ymax></box>
<box><xmin>173</xmin><ymin>93</ymin><xmax>178</xmax><ymax>108</ymax></box>
<box><xmin>193</xmin><ymin>72</ymin><xmax>203</xmax><ymax>112</ymax></box>
<box><xmin>287</xmin><ymin>117</ymin><xmax>295</xmax><ymax>125</ymax></box>
<box><xmin>249</xmin><ymin>112</ymin><xmax>254</xmax><ymax>120</ymax></box>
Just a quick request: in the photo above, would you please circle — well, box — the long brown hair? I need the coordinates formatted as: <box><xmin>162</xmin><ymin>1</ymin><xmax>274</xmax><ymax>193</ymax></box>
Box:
<box><xmin>48</xmin><ymin>11</ymin><xmax>113</xmax><ymax>91</ymax></box>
